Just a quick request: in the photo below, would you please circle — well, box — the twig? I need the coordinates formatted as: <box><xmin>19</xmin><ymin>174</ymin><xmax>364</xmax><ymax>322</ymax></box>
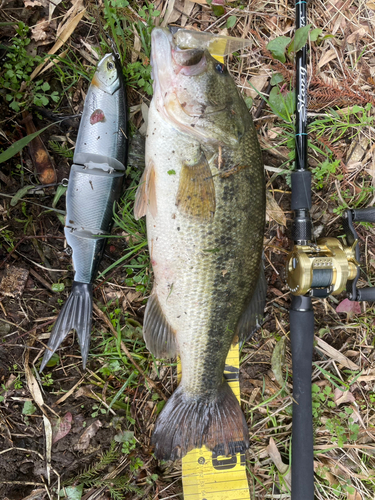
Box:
<box><xmin>93</xmin><ymin>303</ymin><xmax>167</xmax><ymax>402</ymax></box>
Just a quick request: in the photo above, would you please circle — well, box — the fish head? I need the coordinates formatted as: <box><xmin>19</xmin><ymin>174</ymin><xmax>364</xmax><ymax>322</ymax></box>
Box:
<box><xmin>151</xmin><ymin>28</ymin><xmax>247</xmax><ymax>147</ymax></box>
<box><xmin>91</xmin><ymin>54</ymin><xmax>121</xmax><ymax>95</ymax></box>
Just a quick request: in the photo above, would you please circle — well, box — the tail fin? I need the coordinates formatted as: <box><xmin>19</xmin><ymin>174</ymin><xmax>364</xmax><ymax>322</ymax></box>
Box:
<box><xmin>152</xmin><ymin>381</ymin><xmax>249</xmax><ymax>461</ymax></box>
<box><xmin>40</xmin><ymin>282</ymin><xmax>93</xmax><ymax>372</ymax></box>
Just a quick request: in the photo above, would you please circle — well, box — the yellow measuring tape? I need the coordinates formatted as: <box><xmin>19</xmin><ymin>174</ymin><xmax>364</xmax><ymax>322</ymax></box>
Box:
<box><xmin>180</xmin><ymin>343</ymin><xmax>250</xmax><ymax>500</ymax></box>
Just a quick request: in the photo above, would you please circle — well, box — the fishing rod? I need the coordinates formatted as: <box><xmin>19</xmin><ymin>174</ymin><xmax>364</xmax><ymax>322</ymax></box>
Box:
<box><xmin>287</xmin><ymin>1</ymin><xmax>375</xmax><ymax>499</ymax></box>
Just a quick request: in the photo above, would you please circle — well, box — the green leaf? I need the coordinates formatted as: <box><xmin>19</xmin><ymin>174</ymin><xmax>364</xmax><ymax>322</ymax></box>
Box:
<box><xmin>0</xmin><ymin>123</ymin><xmax>54</xmax><ymax>164</ymax></box>
<box><xmin>114</xmin><ymin>430</ymin><xmax>134</xmax><ymax>443</ymax></box>
<box><xmin>45</xmin><ymin>353</ymin><xmax>59</xmax><ymax>368</ymax></box>
<box><xmin>9</xmin><ymin>100</ymin><xmax>20</xmax><ymax>112</ymax></box>
<box><xmin>310</xmin><ymin>28</ymin><xmax>322</xmax><ymax>42</ymax></box>
<box><xmin>268</xmin><ymin>87</ymin><xmax>289</xmax><ymax>120</ymax></box>
<box><xmin>167</xmin><ymin>169</ymin><xmax>176</xmax><ymax>175</ymax></box>
<box><xmin>41</xmin><ymin>81</ymin><xmax>50</xmax><ymax>91</ymax></box>
<box><xmin>10</xmin><ymin>185</ymin><xmax>34</xmax><ymax>207</ymax></box>
<box><xmin>22</xmin><ymin>401</ymin><xmax>36</xmax><ymax>415</ymax></box>
<box><xmin>226</xmin><ymin>15</ymin><xmax>237</xmax><ymax>29</ymax></box>
<box><xmin>267</xmin><ymin>36</ymin><xmax>291</xmax><ymax>63</ymax></box>
<box><xmin>51</xmin><ymin>283</ymin><xmax>65</xmax><ymax>293</ymax></box>
<box><xmin>244</xmin><ymin>96</ymin><xmax>253</xmax><ymax>109</ymax></box>
<box><xmin>212</xmin><ymin>4</ymin><xmax>225</xmax><ymax>16</ymax></box>
<box><xmin>59</xmin><ymin>484</ymin><xmax>83</xmax><ymax>500</ymax></box>
<box><xmin>293</xmin><ymin>24</ymin><xmax>312</xmax><ymax>53</ymax></box>
<box><xmin>270</xmin><ymin>73</ymin><xmax>284</xmax><ymax>86</ymax></box>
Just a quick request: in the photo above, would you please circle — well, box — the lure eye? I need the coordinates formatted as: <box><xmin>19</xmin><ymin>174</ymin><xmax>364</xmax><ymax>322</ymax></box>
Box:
<box><xmin>107</xmin><ymin>61</ymin><xmax>115</xmax><ymax>70</ymax></box>
<box><xmin>215</xmin><ymin>63</ymin><xmax>225</xmax><ymax>74</ymax></box>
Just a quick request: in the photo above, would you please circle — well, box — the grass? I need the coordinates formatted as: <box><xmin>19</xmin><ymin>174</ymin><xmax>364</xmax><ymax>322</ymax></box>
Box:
<box><xmin>1</xmin><ymin>1</ymin><xmax>375</xmax><ymax>499</ymax></box>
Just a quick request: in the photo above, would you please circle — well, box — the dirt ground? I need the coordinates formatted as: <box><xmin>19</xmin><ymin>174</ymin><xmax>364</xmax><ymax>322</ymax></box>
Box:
<box><xmin>1</xmin><ymin>1</ymin><xmax>375</xmax><ymax>499</ymax></box>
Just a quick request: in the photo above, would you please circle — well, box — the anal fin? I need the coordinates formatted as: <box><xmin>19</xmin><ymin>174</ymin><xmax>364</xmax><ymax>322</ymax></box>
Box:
<box><xmin>236</xmin><ymin>263</ymin><xmax>267</xmax><ymax>343</ymax></box>
<box><xmin>144</xmin><ymin>292</ymin><xmax>178</xmax><ymax>358</ymax></box>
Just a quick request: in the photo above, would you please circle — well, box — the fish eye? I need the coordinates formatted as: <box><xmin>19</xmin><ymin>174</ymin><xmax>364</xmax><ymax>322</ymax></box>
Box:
<box><xmin>107</xmin><ymin>61</ymin><xmax>115</xmax><ymax>71</ymax></box>
<box><xmin>215</xmin><ymin>63</ymin><xmax>225</xmax><ymax>74</ymax></box>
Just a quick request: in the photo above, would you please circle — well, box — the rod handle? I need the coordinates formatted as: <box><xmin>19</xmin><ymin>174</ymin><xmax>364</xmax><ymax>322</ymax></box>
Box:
<box><xmin>290</xmin><ymin>295</ymin><xmax>315</xmax><ymax>500</ymax></box>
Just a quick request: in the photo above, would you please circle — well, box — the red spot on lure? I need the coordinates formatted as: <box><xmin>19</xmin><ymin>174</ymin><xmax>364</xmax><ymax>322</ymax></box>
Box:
<box><xmin>90</xmin><ymin>109</ymin><xmax>105</xmax><ymax>125</ymax></box>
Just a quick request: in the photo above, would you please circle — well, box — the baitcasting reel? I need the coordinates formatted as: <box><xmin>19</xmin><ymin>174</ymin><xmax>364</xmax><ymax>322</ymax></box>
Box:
<box><xmin>286</xmin><ymin>207</ymin><xmax>375</xmax><ymax>301</ymax></box>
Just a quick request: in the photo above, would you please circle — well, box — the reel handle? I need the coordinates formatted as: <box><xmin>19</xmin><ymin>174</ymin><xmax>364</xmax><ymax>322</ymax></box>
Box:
<box><xmin>352</xmin><ymin>208</ymin><xmax>375</xmax><ymax>223</ymax></box>
<box><xmin>357</xmin><ymin>287</ymin><xmax>375</xmax><ymax>302</ymax></box>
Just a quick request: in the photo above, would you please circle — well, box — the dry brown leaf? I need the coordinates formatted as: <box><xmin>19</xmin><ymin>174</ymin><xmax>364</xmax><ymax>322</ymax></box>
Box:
<box><xmin>334</xmin><ymin>388</ymin><xmax>355</xmax><ymax>406</ymax></box>
<box><xmin>267</xmin><ymin>437</ymin><xmax>291</xmax><ymax>490</ymax></box>
<box><xmin>315</xmin><ymin>337</ymin><xmax>360</xmax><ymax>370</ymax></box>
<box><xmin>29</xmin><ymin>8</ymin><xmax>86</xmax><ymax>82</ymax></box>
<box><xmin>367</xmin><ymin>1</ymin><xmax>375</xmax><ymax>9</ymax></box>
<box><xmin>347</xmin><ymin>27</ymin><xmax>369</xmax><ymax>44</ymax></box>
<box><xmin>246</xmin><ymin>75</ymin><xmax>268</xmax><ymax>98</ymax></box>
<box><xmin>181</xmin><ymin>0</ymin><xmax>195</xmax><ymax>27</ymax></box>
<box><xmin>132</xmin><ymin>25</ymin><xmax>142</xmax><ymax>63</ymax></box>
<box><xmin>318</xmin><ymin>49</ymin><xmax>337</xmax><ymax>68</ymax></box>
<box><xmin>30</xmin><ymin>18</ymin><xmax>50</xmax><ymax>42</ymax></box>
<box><xmin>24</xmin><ymin>0</ymin><xmax>48</xmax><ymax>6</ymax></box>
<box><xmin>314</xmin><ymin>461</ymin><xmax>337</xmax><ymax>487</ymax></box>
<box><xmin>266</xmin><ymin>190</ymin><xmax>286</xmax><ymax>226</ymax></box>
<box><xmin>75</xmin><ymin>420</ymin><xmax>102</xmax><ymax>451</ymax></box>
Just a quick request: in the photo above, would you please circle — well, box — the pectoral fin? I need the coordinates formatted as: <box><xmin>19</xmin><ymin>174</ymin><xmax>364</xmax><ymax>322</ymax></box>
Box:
<box><xmin>134</xmin><ymin>160</ymin><xmax>157</xmax><ymax>220</ymax></box>
<box><xmin>175</xmin><ymin>154</ymin><xmax>215</xmax><ymax>220</ymax></box>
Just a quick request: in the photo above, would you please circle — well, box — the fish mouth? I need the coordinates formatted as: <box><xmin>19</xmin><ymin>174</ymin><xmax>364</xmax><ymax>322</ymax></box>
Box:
<box><xmin>151</xmin><ymin>28</ymin><xmax>217</xmax><ymax>139</ymax></box>
<box><xmin>151</xmin><ymin>28</ymin><xmax>207</xmax><ymax>81</ymax></box>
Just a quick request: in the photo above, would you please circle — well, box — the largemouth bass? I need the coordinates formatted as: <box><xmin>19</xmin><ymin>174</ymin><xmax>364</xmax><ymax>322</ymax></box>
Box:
<box><xmin>40</xmin><ymin>54</ymin><xmax>127</xmax><ymax>371</ymax></box>
<box><xmin>134</xmin><ymin>28</ymin><xmax>266</xmax><ymax>461</ymax></box>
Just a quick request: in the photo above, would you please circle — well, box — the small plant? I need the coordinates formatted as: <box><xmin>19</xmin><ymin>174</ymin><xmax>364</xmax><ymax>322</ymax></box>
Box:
<box><xmin>63</xmin><ymin>440</ymin><xmax>143</xmax><ymax>498</ymax></box>
<box><xmin>48</xmin><ymin>140</ymin><xmax>74</xmax><ymax>159</ymax></box>
<box><xmin>312</xmin><ymin>159</ymin><xmax>341</xmax><ymax>189</ymax></box>
<box><xmin>0</xmin><ymin>23</ymin><xmax>59</xmax><ymax>112</ymax></box>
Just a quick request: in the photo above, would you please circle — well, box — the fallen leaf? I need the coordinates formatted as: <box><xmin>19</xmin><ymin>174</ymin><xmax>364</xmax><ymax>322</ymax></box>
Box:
<box><xmin>75</xmin><ymin>420</ymin><xmax>102</xmax><ymax>450</ymax></box>
<box><xmin>271</xmin><ymin>337</ymin><xmax>288</xmax><ymax>390</ymax></box>
<box><xmin>347</xmin><ymin>27</ymin><xmax>368</xmax><ymax>44</ymax></box>
<box><xmin>315</xmin><ymin>336</ymin><xmax>360</xmax><ymax>370</ymax></box>
<box><xmin>336</xmin><ymin>298</ymin><xmax>361</xmax><ymax>316</ymax></box>
<box><xmin>30</xmin><ymin>18</ymin><xmax>50</xmax><ymax>42</ymax></box>
<box><xmin>334</xmin><ymin>388</ymin><xmax>355</xmax><ymax>406</ymax></box>
<box><xmin>267</xmin><ymin>437</ymin><xmax>291</xmax><ymax>490</ymax></box>
<box><xmin>246</xmin><ymin>75</ymin><xmax>269</xmax><ymax>98</ymax></box>
<box><xmin>51</xmin><ymin>412</ymin><xmax>72</xmax><ymax>443</ymax></box>
<box><xmin>318</xmin><ymin>48</ymin><xmax>337</xmax><ymax>68</ymax></box>
<box><xmin>30</xmin><ymin>8</ymin><xmax>86</xmax><ymax>82</ymax></box>
<box><xmin>24</xmin><ymin>0</ymin><xmax>48</xmax><ymax>6</ymax></box>
<box><xmin>266</xmin><ymin>190</ymin><xmax>287</xmax><ymax>226</ymax></box>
